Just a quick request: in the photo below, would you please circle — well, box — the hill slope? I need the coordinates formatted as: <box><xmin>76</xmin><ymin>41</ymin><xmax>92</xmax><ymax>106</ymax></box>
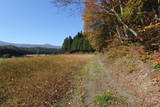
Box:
<box><xmin>0</xmin><ymin>41</ymin><xmax>61</xmax><ymax>49</ymax></box>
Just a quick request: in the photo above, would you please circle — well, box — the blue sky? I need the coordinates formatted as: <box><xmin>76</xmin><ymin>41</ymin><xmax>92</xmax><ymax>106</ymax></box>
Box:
<box><xmin>0</xmin><ymin>0</ymin><xmax>83</xmax><ymax>46</ymax></box>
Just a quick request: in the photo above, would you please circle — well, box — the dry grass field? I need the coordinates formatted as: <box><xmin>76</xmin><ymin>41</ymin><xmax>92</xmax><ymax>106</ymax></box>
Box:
<box><xmin>0</xmin><ymin>54</ymin><xmax>93</xmax><ymax>106</ymax></box>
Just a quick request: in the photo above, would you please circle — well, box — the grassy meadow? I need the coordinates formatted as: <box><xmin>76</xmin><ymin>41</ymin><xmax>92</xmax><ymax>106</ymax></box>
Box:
<box><xmin>0</xmin><ymin>54</ymin><xmax>93</xmax><ymax>106</ymax></box>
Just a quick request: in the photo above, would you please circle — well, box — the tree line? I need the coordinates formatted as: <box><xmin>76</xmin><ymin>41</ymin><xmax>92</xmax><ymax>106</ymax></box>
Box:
<box><xmin>53</xmin><ymin>0</ymin><xmax>160</xmax><ymax>52</ymax></box>
<box><xmin>62</xmin><ymin>32</ymin><xmax>94</xmax><ymax>53</ymax></box>
<box><xmin>0</xmin><ymin>46</ymin><xmax>61</xmax><ymax>58</ymax></box>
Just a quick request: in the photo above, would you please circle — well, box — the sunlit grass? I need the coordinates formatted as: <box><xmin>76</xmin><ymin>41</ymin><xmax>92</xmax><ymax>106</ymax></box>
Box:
<box><xmin>0</xmin><ymin>54</ymin><xmax>94</xmax><ymax>106</ymax></box>
<box><xmin>95</xmin><ymin>92</ymin><xmax>125</xmax><ymax>107</ymax></box>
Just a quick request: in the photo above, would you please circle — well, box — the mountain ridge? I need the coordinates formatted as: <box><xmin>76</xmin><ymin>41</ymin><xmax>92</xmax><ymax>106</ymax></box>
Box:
<box><xmin>0</xmin><ymin>41</ymin><xmax>61</xmax><ymax>49</ymax></box>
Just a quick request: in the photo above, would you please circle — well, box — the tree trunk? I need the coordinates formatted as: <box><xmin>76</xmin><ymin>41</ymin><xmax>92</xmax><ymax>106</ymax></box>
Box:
<box><xmin>158</xmin><ymin>0</ymin><xmax>160</xmax><ymax>17</ymax></box>
<box><xmin>119</xmin><ymin>0</ymin><xmax>129</xmax><ymax>37</ymax></box>
<box><xmin>85</xmin><ymin>1</ymin><xmax>138</xmax><ymax>37</ymax></box>
<box><xmin>116</xmin><ymin>25</ymin><xmax>123</xmax><ymax>43</ymax></box>
<box><xmin>119</xmin><ymin>0</ymin><xmax>123</xmax><ymax>15</ymax></box>
<box><xmin>111</xmin><ymin>9</ymin><xmax>138</xmax><ymax>37</ymax></box>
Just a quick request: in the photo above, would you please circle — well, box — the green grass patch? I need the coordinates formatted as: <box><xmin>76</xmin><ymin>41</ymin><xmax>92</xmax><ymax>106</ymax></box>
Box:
<box><xmin>95</xmin><ymin>92</ymin><xmax>125</xmax><ymax>107</ymax></box>
<box><xmin>90</xmin><ymin>57</ymin><xmax>102</xmax><ymax>72</ymax></box>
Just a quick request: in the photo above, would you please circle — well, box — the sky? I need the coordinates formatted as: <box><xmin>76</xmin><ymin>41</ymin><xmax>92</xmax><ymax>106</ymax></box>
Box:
<box><xmin>0</xmin><ymin>0</ymin><xmax>83</xmax><ymax>46</ymax></box>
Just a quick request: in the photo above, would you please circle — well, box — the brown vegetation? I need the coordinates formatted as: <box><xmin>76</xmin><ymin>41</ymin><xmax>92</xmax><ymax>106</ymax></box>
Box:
<box><xmin>102</xmin><ymin>45</ymin><xmax>160</xmax><ymax>106</ymax></box>
<box><xmin>0</xmin><ymin>54</ymin><xmax>93</xmax><ymax>106</ymax></box>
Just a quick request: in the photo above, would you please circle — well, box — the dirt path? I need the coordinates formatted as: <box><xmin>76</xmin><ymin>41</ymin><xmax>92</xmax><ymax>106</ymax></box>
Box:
<box><xmin>65</xmin><ymin>56</ymin><xmax>141</xmax><ymax>107</ymax></box>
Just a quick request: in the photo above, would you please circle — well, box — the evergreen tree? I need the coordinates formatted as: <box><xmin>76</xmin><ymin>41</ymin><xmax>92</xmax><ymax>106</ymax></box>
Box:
<box><xmin>62</xmin><ymin>36</ymin><xmax>73</xmax><ymax>52</ymax></box>
<box><xmin>67</xmin><ymin>36</ymin><xmax>73</xmax><ymax>52</ymax></box>
<box><xmin>62</xmin><ymin>37</ymin><xmax>68</xmax><ymax>52</ymax></box>
<box><xmin>62</xmin><ymin>32</ymin><xmax>94</xmax><ymax>53</ymax></box>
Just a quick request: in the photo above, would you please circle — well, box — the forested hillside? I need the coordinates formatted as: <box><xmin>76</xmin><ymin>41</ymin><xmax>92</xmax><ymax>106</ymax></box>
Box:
<box><xmin>0</xmin><ymin>46</ymin><xmax>61</xmax><ymax>58</ymax></box>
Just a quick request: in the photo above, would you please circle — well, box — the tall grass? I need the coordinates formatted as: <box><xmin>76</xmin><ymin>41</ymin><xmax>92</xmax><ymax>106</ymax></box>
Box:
<box><xmin>0</xmin><ymin>54</ymin><xmax>93</xmax><ymax>106</ymax></box>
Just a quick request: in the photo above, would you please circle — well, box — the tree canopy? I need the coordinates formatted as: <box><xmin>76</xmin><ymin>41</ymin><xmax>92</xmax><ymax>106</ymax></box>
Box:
<box><xmin>53</xmin><ymin>0</ymin><xmax>160</xmax><ymax>51</ymax></box>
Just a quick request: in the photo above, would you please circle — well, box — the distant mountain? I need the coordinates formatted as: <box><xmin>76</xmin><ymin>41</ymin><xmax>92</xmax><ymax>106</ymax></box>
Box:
<box><xmin>0</xmin><ymin>41</ymin><xmax>61</xmax><ymax>49</ymax></box>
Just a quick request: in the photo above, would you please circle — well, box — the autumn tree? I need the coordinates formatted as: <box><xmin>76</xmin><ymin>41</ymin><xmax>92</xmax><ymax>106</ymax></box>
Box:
<box><xmin>53</xmin><ymin>0</ymin><xmax>160</xmax><ymax>51</ymax></box>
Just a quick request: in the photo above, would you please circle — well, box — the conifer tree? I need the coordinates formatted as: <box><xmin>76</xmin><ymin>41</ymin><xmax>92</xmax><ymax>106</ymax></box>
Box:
<box><xmin>62</xmin><ymin>32</ymin><xmax>94</xmax><ymax>53</ymax></box>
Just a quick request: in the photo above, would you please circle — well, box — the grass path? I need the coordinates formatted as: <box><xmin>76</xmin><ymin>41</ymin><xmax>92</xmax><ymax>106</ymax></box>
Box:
<box><xmin>67</xmin><ymin>55</ymin><xmax>141</xmax><ymax>107</ymax></box>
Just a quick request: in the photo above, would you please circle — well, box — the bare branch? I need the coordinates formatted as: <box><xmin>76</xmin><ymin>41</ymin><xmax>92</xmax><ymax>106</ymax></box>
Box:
<box><xmin>52</xmin><ymin>0</ymin><xmax>138</xmax><ymax>37</ymax></box>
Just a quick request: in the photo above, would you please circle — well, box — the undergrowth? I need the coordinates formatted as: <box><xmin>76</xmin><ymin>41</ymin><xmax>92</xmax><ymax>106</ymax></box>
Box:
<box><xmin>104</xmin><ymin>44</ymin><xmax>143</xmax><ymax>72</ymax></box>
